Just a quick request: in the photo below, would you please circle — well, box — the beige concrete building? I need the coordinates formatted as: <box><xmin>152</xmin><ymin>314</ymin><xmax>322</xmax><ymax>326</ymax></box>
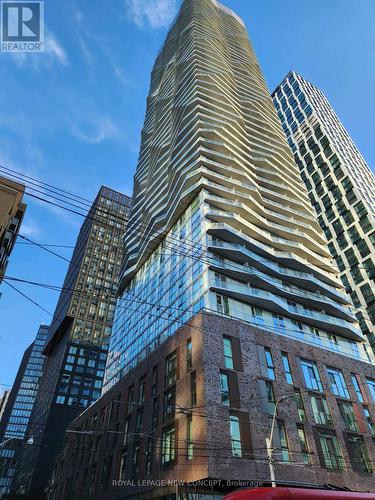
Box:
<box><xmin>272</xmin><ymin>71</ymin><xmax>375</xmax><ymax>351</ymax></box>
<box><xmin>0</xmin><ymin>176</ymin><xmax>26</xmax><ymax>284</ymax></box>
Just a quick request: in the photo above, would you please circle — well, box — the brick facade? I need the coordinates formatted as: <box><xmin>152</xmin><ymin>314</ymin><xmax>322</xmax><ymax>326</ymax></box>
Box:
<box><xmin>48</xmin><ymin>312</ymin><xmax>375</xmax><ymax>499</ymax></box>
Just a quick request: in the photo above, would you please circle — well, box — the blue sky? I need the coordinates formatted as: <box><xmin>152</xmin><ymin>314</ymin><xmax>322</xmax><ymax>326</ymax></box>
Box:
<box><xmin>0</xmin><ymin>0</ymin><xmax>374</xmax><ymax>391</ymax></box>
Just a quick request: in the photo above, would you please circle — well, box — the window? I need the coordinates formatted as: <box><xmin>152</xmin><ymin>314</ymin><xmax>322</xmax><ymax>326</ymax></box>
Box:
<box><xmin>361</xmin><ymin>284</ymin><xmax>375</xmax><ymax>306</ymax></box>
<box><xmin>272</xmin><ymin>313</ymin><xmax>285</xmax><ymax>333</ymax></box>
<box><xmin>186</xmin><ymin>339</ymin><xmax>192</xmax><ymax>371</ymax></box>
<box><xmin>162</xmin><ymin>427</ymin><xmax>175</xmax><ymax>466</ymax></box>
<box><xmin>135</xmin><ymin>408</ymin><xmax>143</xmax><ymax>433</ymax></box>
<box><xmin>252</xmin><ymin>306</ymin><xmax>264</xmax><ymax>326</ymax></box>
<box><xmin>326</xmin><ymin>367</ymin><xmax>349</xmax><ymax>399</ymax></box>
<box><xmin>123</xmin><ymin>417</ymin><xmax>130</xmax><ymax>445</ymax></box>
<box><xmin>191</xmin><ymin>371</ymin><xmax>197</xmax><ymax>407</ymax></box>
<box><xmin>187</xmin><ymin>414</ymin><xmax>193</xmax><ymax>460</ymax></box>
<box><xmin>229</xmin><ymin>414</ymin><xmax>242</xmax><ymax>457</ymax></box>
<box><xmin>363</xmin><ymin>407</ymin><xmax>375</xmax><ymax>435</ymax></box>
<box><xmin>294</xmin><ymin>389</ymin><xmax>306</xmax><ymax>422</ymax></box>
<box><xmin>131</xmin><ymin>446</ymin><xmax>140</xmax><ymax>477</ymax></box>
<box><xmin>152</xmin><ymin>397</ymin><xmax>159</xmax><ymax>430</ymax></box>
<box><xmin>338</xmin><ymin>402</ymin><xmax>359</xmax><ymax>432</ymax></box>
<box><xmin>216</xmin><ymin>294</ymin><xmax>230</xmax><ymax>315</ymax></box>
<box><xmin>300</xmin><ymin>359</ymin><xmax>323</xmax><ymax>392</ymax></box>
<box><xmin>163</xmin><ymin>388</ymin><xmax>175</xmax><ymax>423</ymax></box>
<box><xmin>366</xmin><ymin>379</ymin><xmax>375</xmax><ymax>402</ymax></box>
<box><xmin>282</xmin><ymin>353</ymin><xmax>293</xmax><ymax>384</ymax></box>
<box><xmin>220</xmin><ymin>372</ymin><xmax>229</xmax><ymax>406</ymax></box>
<box><xmin>277</xmin><ymin>421</ymin><xmax>290</xmax><ymax>462</ymax></box>
<box><xmin>266</xmin><ymin>381</ymin><xmax>275</xmax><ymax>414</ymax></box>
<box><xmin>317</xmin><ymin>431</ymin><xmax>344</xmax><ymax>470</ymax></box>
<box><xmin>139</xmin><ymin>378</ymin><xmax>145</xmax><ymax>404</ymax></box>
<box><xmin>145</xmin><ymin>438</ymin><xmax>153</xmax><ymax>475</ymax></box>
<box><xmin>223</xmin><ymin>336</ymin><xmax>234</xmax><ymax>369</ymax></box>
<box><xmin>165</xmin><ymin>352</ymin><xmax>177</xmax><ymax>387</ymax></box>
<box><xmin>151</xmin><ymin>365</ymin><xmax>158</xmax><ymax>398</ymax></box>
<box><xmin>119</xmin><ymin>451</ymin><xmax>127</xmax><ymax>480</ymax></box>
<box><xmin>347</xmin><ymin>436</ymin><xmax>372</xmax><ymax>473</ymax></box>
<box><xmin>311</xmin><ymin>395</ymin><xmax>332</xmax><ymax>425</ymax></box>
<box><xmin>264</xmin><ymin>348</ymin><xmax>275</xmax><ymax>380</ymax></box>
<box><xmin>351</xmin><ymin>374</ymin><xmax>364</xmax><ymax>403</ymax></box>
<box><xmin>127</xmin><ymin>386</ymin><xmax>134</xmax><ymax>412</ymax></box>
<box><xmin>297</xmin><ymin>425</ymin><xmax>310</xmax><ymax>465</ymax></box>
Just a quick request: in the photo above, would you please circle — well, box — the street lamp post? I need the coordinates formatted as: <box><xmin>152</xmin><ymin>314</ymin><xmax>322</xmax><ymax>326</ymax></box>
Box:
<box><xmin>265</xmin><ymin>395</ymin><xmax>291</xmax><ymax>488</ymax></box>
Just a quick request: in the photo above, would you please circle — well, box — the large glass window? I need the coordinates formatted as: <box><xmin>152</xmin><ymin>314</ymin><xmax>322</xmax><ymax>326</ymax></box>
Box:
<box><xmin>367</xmin><ymin>378</ymin><xmax>375</xmax><ymax>402</ymax></box>
<box><xmin>123</xmin><ymin>417</ymin><xmax>130</xmax><ymax>445</ymax></box>
<box><xmin>338</xmin><ymin>402</ymin><xmax>359</xmax><ymax>432</ymax></box>
<box><xmin>186</xmin><ymin>339</ymin><xmax>192</xmax><ymax>371</ymax></box>
<box><xmin>266</xmin><ymin>381</ymin><xmax>276</xmax><ymax>414</ymax></box>
<box><xmin>264</xmin><ymin>348</ymin><xmax>275</xmax><ymax>380</ymax></box>
<box><xmin>277</xmin><ymin>421</ymin><xmax>290</xmax><ymax>462</ymax></box>
<box><xmin>347</xmin><ymin>436</ymin><xmax>372</xmax><ymax>473</ymax></box>
<box><xmin>216</xmin><ymin>294</ymin><xmax>230</xmax><ymax>315</ymax></box>
<box><xmin>191</xmin><ymin>371</ymin><xmax>197</xmax><ymax>407</ymax></box>
<box><xmin>161</xmin><ymin>427</ymin><xmax>175</xmax><ymax>466</ymax></box>
<box><xmin>187</xmin><ymin>414</ymin><xmax>193</xmax><ymax>460</ymax></box>
<box><xmin>165</xmin><ymin>352</ymin><xmax>177</xmax><ymax>387</ymax></box>
<box><xmin>282</xmin><ymin>353</ymin><xmax>293</xmax><ymax>384</ymax></box>
<box><xmin>229</xmin><ymin>415</ymin><xmax>242</xmax><ymax>457</ymax></box>
<box><xmin>297</xmin><ymin>425</ymin><xmax>310</xmax><ymax>465</ymax></box>
<box><xmin>223</xmin><ymin>336</ymin><xmax>234</xmax><ymax>369</ymax></box>
<box><xmin>163</xmin><ymin>388</ymin><xmax>175</xmax><ymax>423</ymax></box>
<box><xmin>300</xmin><ymin>359</ymin><xmax>323</xmax><ymax>392</ymax></box>
<box><xmin>363</xmin><ymin>407</ymin><xmax>375</xmax><ymax>435</ymax></box>
<box><xmin>317</xmin><ymin>432</ymin><xmax>344</xmax><ymax>470</ymax></box>
<box><xmin>294</xmin><ymin>389</ymin><xmax>306</xmax><ymax>422</ymax></box>
<box><xmin>351</xmin><ymin>373</ymin><xmax>364</xmax><ymax>403</ymax></box>
<box><xmin>220</xmin><ymin>372</ymin><xmax>229</xmax><ymax>406</ymax></box>
<box><xmin>326</xmin><ymin>367</ymin><xmax>349</xmax><ymax>399</ymax></box>
<box><xmin>311</xmin><ymin>395</ymin><xmax>332</xmax><ymax>425</ymax></box>
<box><xmin>119</xmin><ymin>451</ymin><xmax>127</xmax><ymax>480</ymax></box>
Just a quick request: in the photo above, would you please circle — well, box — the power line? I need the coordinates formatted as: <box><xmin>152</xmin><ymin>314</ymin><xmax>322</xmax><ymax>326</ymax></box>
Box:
<box><xmin>3</xmin><ymin>280</ymin><xmax>53</xmax><ymax>317</ymax></box>
<box><xmin>2</xmin><ymin>273</ymin><xmax>373</xmax><ymax>408</ymax></box>
<box><xmin>3</xmin><ymin>272</ymin><xmax>370</xmax><ymax>367</ymax></box>
<box><xmin>2</xmin><ymin>164</ymin><xmax>368</xmax><ymax>273</ymax></box>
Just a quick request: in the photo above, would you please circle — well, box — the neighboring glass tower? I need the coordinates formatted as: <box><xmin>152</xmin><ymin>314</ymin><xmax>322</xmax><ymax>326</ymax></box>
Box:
<box><xmin>272</xmin><ymin>71</ymin><xmax>375</xmax><ymax>350</ymax></box>
<box><xmin>0</xmin><ymin>324</ymin><xmax>49</xmax><ymax>497</ymax></box>
<box><xmin>104</xmin><ymin>0</ymin><xmax>372</xmax><ymax>393</ymax></box>
<box><xmin>13</xmin><ymin>187</ymin><xmax>131</xmax><ymax>498</ymax></box>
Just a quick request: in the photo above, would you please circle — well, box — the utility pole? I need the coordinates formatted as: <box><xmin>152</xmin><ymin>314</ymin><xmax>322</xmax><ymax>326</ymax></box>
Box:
<box><xmin>266</xmin><ymin>395</ymin><xmax>290</xmax><ymax>487</ymax></box>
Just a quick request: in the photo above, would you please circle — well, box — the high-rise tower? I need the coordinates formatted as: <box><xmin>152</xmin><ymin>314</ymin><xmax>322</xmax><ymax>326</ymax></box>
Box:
<box><xmin>105</xmin><ymin>0</ymin><xmax>369</xmax><ymax>393</ymax></box>
<box><xmin>0</xmin><ymin>324</ymin><xmax>49</xmax><ymax>497</ymax></box>
<box><xmin>51</xmin><ymin>2</ymin><xmax>375</xmax><ymax>498</ymax></box>
<box><xmin>13</xmin><ymin>187</ymin><xmax>131</xmax><ymax>499</ymax></box>
<box><xmin>272</xmin><ymin>71</ymin><xmax>375</xmax><ymax>350</ymax></box>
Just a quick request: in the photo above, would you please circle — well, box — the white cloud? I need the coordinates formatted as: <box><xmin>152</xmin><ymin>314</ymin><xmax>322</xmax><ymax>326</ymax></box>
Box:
<box><xmin>125</xmin><ymin>0</ymin><xmax>178</xmax><ymax>28</ymax></box>
<box><xmin>45</xmin><ymin>34</ymin><xmax>69</xmax><ymax>66</ymax></box>
<box><xmin>20</xmin><ymin>219</ymin><xmax>42</xmax><ymax>237</ymax></box>
<box><xmin>78</xmin><ymin>35</ymin><xmax>95</xmax><ymax>66</ymax></box>
<box><xmin>10</xmin><ymin>31</ymin><xmax>68</xmax><ymax>70</ymax></box>
<box><xmin>70</xmin><ymin>116</ymin><xmax>118</xmax><ymax>144</ymax></box>
<box><xmin>113</xmin><ymin>64</ymin><xmax>131</xmax><ymax>86</ymax></box>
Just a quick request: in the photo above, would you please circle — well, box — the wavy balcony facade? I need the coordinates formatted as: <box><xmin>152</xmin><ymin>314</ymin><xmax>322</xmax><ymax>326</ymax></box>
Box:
<box><xmin>104</xmin><ymin>0</ymin><xmax>372</xmax><ymax>391</ymax></box>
